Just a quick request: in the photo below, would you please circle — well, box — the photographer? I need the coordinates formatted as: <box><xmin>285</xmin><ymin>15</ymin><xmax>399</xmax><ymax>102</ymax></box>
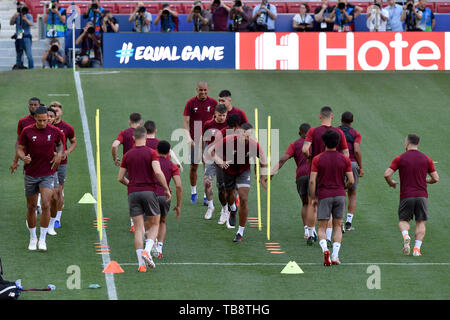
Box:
<box><xmin>229</xmin><ymin>0</ymin><xmax>253</xmax><ymax>32</ymax></box>
<box><xmin>187</xmin><ymin>1</ymin><xmax>211</xmax><ymax>32</ymax></box>
<box><xmin>129</xmin><ymin>2</ymin><xmax>152</xmax><ymax>32</ymax></box>
<box><xmin>101</xmin><ymin>10</ymin><xmax>119</xmax><ymax>33</ymax></box>
<box><xmin>43</xmin><ymin>0</ymin><xmax>66</xmax><ymax>50</ymax></box>
<box><xmin>417</xmin><ymin>0</ymin><xmax>435</xmax><ymax>31</ymax></box>
<box><xmin>401</xmin><ymin>0</ymin><xmax>422</xmax><ymax>31</ymax></box>
<box><xmin>75</xmin><ymin>21</ymin><xmax>101</xmax><ymax>68</ymax></box>
<box><xmin>42</xmin><ymin>39</ymin><xmax>65</xmax><ymax>69</ymax></box>
<box><xmin>366</xmin><ymin>0</ymin><xmax>389</xmax><ymax>32</ymax></box>
<box><xmin>252</xmin><ymin>0</ymin><xmax>277</xmax><ymax>32</ymax></box>
<box><xmin>314</xmin><ymin>0</ymin><xmax>336</xmax><ymax>32</ymax></box>
<box><xmin>83</xmin><ymin>0</ymin><xmax>104</xmax><ymax>35</ymax></box>
<box><xmin>292</xmin><ymin>3</ymin><xmax>313</xmax><ymax>32</ymax></box>
<box><xmin>385</xmin><ymin>0</ymin><xmax>403</xmax><ymax>31</ymax></box>
<box><xmin>210</xmin><ymin>0</ymin><xmax>231</xmax><ymax>31</ymax></box>
<box><xmin>155</xmin><ymin>3</ymin><xmax>179</xmax><ymax>32</ymax></box>
<box><xmin>330</xmin><ymin>0</ymin><xmax>361</xmax><ymax>32</ymax></box>
<box><xmin>10</xmin><ymin>2</ymin><xmax>34</xmax><ymax>69</ymax></box>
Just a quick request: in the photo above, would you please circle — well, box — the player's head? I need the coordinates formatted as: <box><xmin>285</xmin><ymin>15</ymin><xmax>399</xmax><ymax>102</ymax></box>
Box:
<box><xmin>214</xmin><ymin>104</ymin><xmax>228</xmax><ymax>124</ymax></box>
<box><xmin>47</xmin><ymin>107</ymin><xmax>57</xmax><ymax>125</ymax></box>
<box><xmin>129</xmin><ymin>112</ymin><xmax>142</xmax><ymax>126</ymax></box>
<box><xmin>299</xmin><ymin>123</ymin><xmax>311</xmax><ymax>137</ymax></box>
<box><xmin>319</xmin><ymin>106</ymin><xmax>333</xmax><ymax>119</ymax></box>
<box><xmin>226</xmin><ymin>114</ymin><xmax>240</xmax><ymax>129</ymax></box>
<box><xmin>321</xmin><ymin>129</ymin><xmax>340</xmax><ymax>150</ymax></box>
<box><xmin>28</xmin><ymin>97</ymin><xmax>41</xmax><ymax>115</ymax></box>
<box><xmin>218</xmin><ymin>90</ymin><xmax>232</xmax><ymax>108</ymax></box>
<box><xmin>34</xmin><ymin>106</ymin><xmax>49</xmax><ymax>129</ymax></box>
<box><xmin>240</xmin><ymin>122</ymin><xmax>253</xmax><ymax>142</ymax></box>
<box><xmin>133</xmin><ymin>126</ymin><xmax>147</xmax><ymax>141</ymax></box>
<box><xmin>144</xmin><ymin>120</ymin><xmax>157</xmax><ymax>135</ymax></box>
<box><xmin>157</xmin><ymin>140</ymin><xmax>171</xmax><ymax>156</ymax></box>
<box><xmin>49</xmin><ymin>101</ymin><xmax>63</xmax><ymax>121</ymax></box>
<box><xmin>405</xmin><ymin>133</ymin><xmax>420</xmax><ymax>149</ymax></box>
<box><xmin>196</xmin><ymin>81</ymin><xmax>209</xmax><ymax>100</ymax></box>
<box><xmin>341</xmin><ymin>111</ymin><xmax>353</xmax><ymax>125</ymax></box>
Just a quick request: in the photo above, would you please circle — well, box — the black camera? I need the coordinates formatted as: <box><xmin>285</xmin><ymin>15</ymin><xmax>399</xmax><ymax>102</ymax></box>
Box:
<box><xmin>87</xmin><ymin>26</ymin><xmax>95</xmax><ymax>33</ymax></box>
<box><xmin>193</xmin><ymin>5</ymin><xmax>202</xmax><ymax>13</ymax></box>
<box><xmin>213</xmin><ymin>0</ymin><xmax>221</xmax><ymax>7</ymax></box>
<box><xmin>235</xmin><ymin>0</ymin><xmax>242</xmax><ymax>7</ymax></box>
<box><xmin>51</xmin><ymin>44</ymin><xmax>59</xmax><ymax>52</ymax></box>
<box><xmin>91</xmin><ymin>3</ymin><xmax>98</xmax><ymax>10</ymax></box>
<box><xmin>162</xmin><ymin>9</ymin><xmax>170</xmax><ymax>16</ymax></box>
<box><xmin>338</xmin><ymin>2</ymin><xmax>346</xmax><ymax>10</ymax></box>
<box><xmin>373</xmin><ymin>3</ymin><xmax>381</xmax><ymax>8</ymax></box>
<box><xmin>138</xmin><ymin>6</ymin><xmax>146</xmax><ymax>13</ymax></box>
<box><xmin>17</xmin><ymin>6</ymin><xmax>28</xmax><ymax>14</ymax></box>
<box><xmin>407</xmin><ymin>2</ymin><xmax>413</xmax><ymax>10</ymax></box>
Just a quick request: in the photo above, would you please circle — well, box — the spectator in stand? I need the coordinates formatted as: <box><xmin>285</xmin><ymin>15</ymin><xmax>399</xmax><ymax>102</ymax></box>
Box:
<box><xmin>330</xmin><ymin>0</ymin><xmax>362</xmax><ymax>32</ymax></box>
<box><xmin>210</xmin><ymin>0</ymin><xmax>231</xmax><ymax>31</ymax></box>
<box><xmin>75</xmin><ymin>21</ymin><xmax>102</xmax><ymax>68</ymax></box>
<box><xmin>42</xmin><ymin>39</ymin><xmax>66</xmax><ymax>69</ymax></box>
<box><xmin>229</xmin><ymin>0</ymin><xmax>253</xmax><ymax>32</ymax></box>
<box><xmin>187</xmin><ymin>0</ymin><xmax>211</xmax><ymax>32</ymax></box>
<box><xmin>129</xmin><ymin>2</ymin><xmax>152</xmax><ymax>32</ymax></box>
<box><xmin>101</xmin><ymin>10</ymin><xmax>119</xmax><ymax>33</ymax></box>
<box><xmin>417</xmin><ymin>0</ymin><xmax>435</xmax><ymax>31</ymax></box>
<box><xmin>385</xmin><ymin>0</ymin><xmax>404</xmax><ymax>31</ymax></box>
<box><xmin>314</xmin><ymin>0</ymin><xmax>335</xmax><ymax>32</ymax></box>
<box><xmin>43</xmin><ymin>0</ymin><xmax>66</xmax><ymax>51</ymax></box>
<box><xmin>252</xmin><ymin>0</ymin><xmax>277</xmax><ymax>31</ymax></box>
<box><xmin>155</xmin><ymin>3</ymin><xmax>179</xmax><ymax>32</ymax></box>
<box><xmin>292</xmin><ymin>3</ymin><xmax>314</xmax><ymax>32</ymax></box>
<box><xmin>10</xmin><ymin>2</ymin><xmax>34</xmax><ymax>69</ymax></box>
<box><xmin>366</xmin><ymin>0</ymin><xmax>389</xmax><ymax>32</ymax></box>
<box><xmin>401</xmin><ymin>0</ymin><xmax>422</xmax><ymax>31</ymax></box>
<box><xmin>83</xmin><ymin>0</ymin><xmax>104</xmax><ymax>35</ymax></box>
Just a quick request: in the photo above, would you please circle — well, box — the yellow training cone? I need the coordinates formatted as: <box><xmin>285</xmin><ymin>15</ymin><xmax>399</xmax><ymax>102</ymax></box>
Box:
<box><xmin>78</xmin><ymin>193</ymin><xmax>97</xmax><ymax>204</ymax></box>
<box><xmin>281</xmin><ymin>261</ymin><xmax>304</xmax><ymax>274</ymax></box>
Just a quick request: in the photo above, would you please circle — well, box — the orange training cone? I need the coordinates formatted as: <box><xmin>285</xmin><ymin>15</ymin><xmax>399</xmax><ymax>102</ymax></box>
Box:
<box><xmin>102</xmin><ymin>261</ymin><xmax>124</xmax><ymax>273</ymax></box>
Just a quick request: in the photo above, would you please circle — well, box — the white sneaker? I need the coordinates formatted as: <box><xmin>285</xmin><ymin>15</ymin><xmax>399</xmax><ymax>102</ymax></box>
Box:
<box><xmin>28</xmin><ymin>238</ymin><xmax>38</xmax><ymax>251</ymax></box>
<box><xmin>48</xmin><ymin>228</ymin><xmax>57</xmax><ymax>236</ymax></box>
<box><xmin>38</xmin><ymin>239</ymin><xmax>47</xmax><ymax>251</ymax></box>
<box><xmin>402</xmin><ymin>236</ymin><xmax>411</xmax><ymax>255</ymax></box>
<box><xmin>151</xmin><ymin>243</ymin><xmax>159</xmax><ymax>258</ymax></box>
<box><xmin>218</xmin><ymin>208</ymin><xmax>229</xmax><ymax>225</ymax></box>
<box><xmin>204</xmin><ymin>207</ymin><xmax>214</xmax><ymax>220</ymax></box>
<box><xmin>141</xmin><ymin>250</ymin><xmax>155</xmax><ymax>269</ymax></box>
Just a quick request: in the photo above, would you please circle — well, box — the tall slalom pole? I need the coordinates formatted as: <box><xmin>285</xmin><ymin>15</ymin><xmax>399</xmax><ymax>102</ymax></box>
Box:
<box><xmin>267</xmin><ymin>116</ymin><xmax>271</xmax><ymax>241</ymax></box>
<box><xmin>72</xmin><ymin>19</ymin><xmax>76</xmax><ymax>73</ymax></box>
<box><xmin>255</xmin><ymin>108</ymin><xmax>262</xmax><ymax>231</ymax></box>
<box><xmin>95</xmin><ymin>109</ymin><xmax>103</xmax><ymax>240</ymax></box>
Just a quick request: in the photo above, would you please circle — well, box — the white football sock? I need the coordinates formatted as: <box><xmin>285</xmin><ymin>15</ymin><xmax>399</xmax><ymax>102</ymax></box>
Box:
<box><xmin>56</xmin><ymin>210</ymin><xmax>62</xmax><ymax>221</ymax></box>
<box><xmin>332</xmin><ymin>242</ymin><xmax>341</xmax><ymax>259</ymax></box>
<box><xmin>29</xmin><ymin>227</ymin><xmax>37</xmax><ymax>239</ymax></box>
<box><xmin>49</xmin><ymin>217</ymin><xmax>56</xmax><ymax>229</ymax></box>
<box><xmin>136</xmin><ymin>249</ymin><xmax>144</xmax><ymax>266</ymax></box>
<box><xmin>39</xmin><ymin>227</ymin><xmax>48</xmax><ymax>241</ymax></box>
<box><xmin>414</xmin><ymin>240</ymin><xmax>422</xmax><ymax>249</ymax></box>
<box><xmin>144</xmin><ymin>239</ymin><xmax>155</xmax><ymax>253</ymax></box>
<box><xmin>304</xmin><ymin>226</ymin><xmax>309</xmax><ymax>236</ymax></box>
<box><xmin>308</xmin><ymin>227</ymin><xmax>315</xmax><ymax>237</ymax></box>
<box><xmin>346</xmin><ymin>213</ymin><xmax>354</xmax><ymax>223</ymax></box>
<box><xmin>326</xmin><ymin>228</ymin><xmax>332</xmax><ymax>241</ymax></box>
<box><xmin>230</xmin><ymin>203</ymin><xmax>237</xmax><ymax>211</ymax></box>
<box><xmin>203</xmin><ymin>193</ymin><xmax>206</xmax><ymax>199</ymax></box>
<box><xmin>319</xmin><ymin>239</ymin><xmax>328</xmax><ymax>252</ymax></box>
<box><xmin>208</xmin><ymin>200</ymin><xmax>214</xmax><ymax>209</ymax></box>
<box><xmin>401</xmin><ymin>230</ymin><xmax>410</xmax><ymax>239</ymax></box>
<box><xmin>130</xmin><ymin>218</ymin><xmax>134</xmax><ymax>227</ymax></box>
<box><xmin>238</xmin><ymin>226</ymin><xmax>245</xmax><ymax>236</ymax></box>
<box><xmin>191</xmin><ymin>186</ymin><xmax>197</xmax><ymax>195</ymax></box>
<box><xmin>222</xmin><ymin>205</ymin><xmax>229</xmax><ymax>213</ymax></box>
<box><xmin>157</xmin><ymin>242</ymin><xmax>163</xmax><ymax>253</ymax></box>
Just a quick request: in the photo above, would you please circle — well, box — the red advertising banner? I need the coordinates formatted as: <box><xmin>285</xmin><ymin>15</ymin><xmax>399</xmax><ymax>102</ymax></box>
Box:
<box><xmin>237</xmin><ymin>32</ymin><xmax>450</xmax><ymax>71</ymax></box>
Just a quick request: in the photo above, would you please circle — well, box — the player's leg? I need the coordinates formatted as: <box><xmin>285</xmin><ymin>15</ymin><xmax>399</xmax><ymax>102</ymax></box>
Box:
<box><xmin>413</xmin><ymin>197</ymin><xmax>428</xmax><ymax>256</ymax></box>
<box><xmin>306</xmin><ymin>197</ymin><xmax>318</xmax><ymax>245</ymax></box>
<box><xmin>398</xmin><ymin>198</ymin><xmax>413</xmax><ymax>255</ymax></box>
<box><xmin>48</xmin><ymin>173</ymin><xmax>59</xmax><ymax>236</ymax></box>
<box><xmin>25</xmin><ymin>190</ymin><xmax>39</xmax><ymax>251</ymax></box>
<box><xmin>330</xmin><ymin>196</ymin><xmax>345</xmax><ymax>265</ymax></box>
<box><xmin>215</xmin><ymin>165</ymin><xmax>229</xmax><ymax>224</ymax></box>
<box><xmin>317</xmin><ymin>198</ymin><xmax>332</xmax><ymax>266</ymax></box>
<box><xmin>190</xmin><ymin>144</ymin><xmax>200</xmax><ymax>204</ymax></box>
<box><xmin>326</xmin><ymin>217</ymin><xmax>333</xmax><ymax>247</ymax></box>
<box><xmin>297</xmin><ymin>175</ymin><xmax>309</xmax><ymax>239</ymax></box>
<box><xmin>155</xmin><ymin>195</ymin><xmax>170</xmax><ymax>258</ymax></box>
<box><xmin>224</xmin><ymin>173</ymin><xmax>237</xmax><ymax>229</ymax></box>
<box><xmin>345</xmin><ymin>163</ymin><xmax>359</xmax><ymax>231</ymax></box>
<box><xmin>37</xmin><ymin>181</ymin><xmax>55</xmax><ymax>251</ymax></box>
<box><xmin>203</xmin><ymin>164</ymin><xmax>215</xmax><ymax>219</ymax></box>
<box><xmin>132</xmin><ymin>214</ymin><xmax>146</xmax><ymax>272</ymax></box>
<box><xmin>55</xmin><ymin>164</ymin><xmax>67</xmax><ymax>228</ymax></box>
<box><xmin>234</xmin><ymin>186</ymin><xmax>250</xmax><ymax>242</ymax></box>
<box><xmin>141</xmin><ymin>191</ymin><xmax>161</xmax><ymax>268</ymax></box>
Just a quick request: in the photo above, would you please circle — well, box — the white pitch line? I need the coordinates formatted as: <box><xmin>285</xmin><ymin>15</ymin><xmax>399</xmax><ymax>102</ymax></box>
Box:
<box><xmin>118</xmin><ymin>262</ymin><xmax>450</xmax><ymax>266</ymax></box>
<box><xmin>48</xmin><ymin>93</ymin><xmax>71</xmax><ymax>96</ymax></box>
<box><xmin>73</xmin><ymin>71</ymin><xmax>118</xmax><ymax>300</ymax></box>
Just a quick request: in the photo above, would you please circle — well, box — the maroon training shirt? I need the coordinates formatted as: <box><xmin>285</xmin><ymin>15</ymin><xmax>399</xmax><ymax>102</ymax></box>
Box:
<box><xmin>183</xmin><ymin>96</ymin><xmax>217</xmax><ymax>142</ymax></box>
<box><xmin>227</xmin><ymin>107</ymin><xmax>248</xmax><ymax>126</ymax></box>
<box><xmin>18</xmin><ymin>124</ymin><xmax>64</xmax><ymax>177</ymax></box>
<box><xmin>17</xmin><ymin>114</ymin><xmax>36</xmax><ymax>136</ymax></box>
<box><xmin>53</xmin><ymin>120</ymin><xmax>75</xmax><ymax>165</ymax></box>
<box><xmin>305</xmin><ymin>125</ymin><xmax>348</xmax><ymax>159</ymax></box>
<box><xmin>146</xmin><ymin>137</ymin><xmax>160</xmax><ymax>150</ymax></box>
<box><xmin>285</xmin><ymin>137</ymin><xmax>311</xmax><ymax>179</ymax></box>
<box><xmin>340</xmin><ymin>125</ymin><xmax>361</xmax><ymax>163</ymax></box>
<box><xmin>203</xmin><ymin>119</ymin><xmax>228</xmax><ymax>145</ymax></box>
<box><xmin>155</xmin><ymin>156</ymin><xmax>180</xmax><ymax>197</ymax></box>
<box><xmin>311</xmin><ymin>150</ymin><xmax>352</xmax><ymax>200</ymax></box>
<box><xmin>389</xmin><ymin>150</ymin><xmax>436</xmax><ymax>200</ymax></box>
<box><xmin>121</xmin><ymin>146</ymin><xmax>160</xmax><ymax>194</ymax></box>
<box><xmin>116</xmin><ymin>127</ymin><xmax>135</xmax><ymax>155</ymax></box>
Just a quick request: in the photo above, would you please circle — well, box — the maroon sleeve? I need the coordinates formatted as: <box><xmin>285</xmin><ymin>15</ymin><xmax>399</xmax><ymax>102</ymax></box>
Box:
<box><xmin>427</xmin><ymin>157</ymin><xmax>436</xmax><ymax>173</ymax></box>
<box><xmin>67</xmin><ymin>124</ymin><xmax>75</xmax><ymax>140</ymax></box>
<box><xmin>120</xmin><ymin>153</ymin><xmax>128</xmax><ymax>169</ymax></box>
<box><xmin>240</xmin><ymin>109</ymin><xmax>249</xmax><ymax>124</ymax></box>
<box><xmin>338</xmin><ymin>129</ymin><xmax>349</xmax><ymax>150</ymax></box>
<box><xmin>172</xmin><ymin>163</ymin><xmax>180</xmax><ymax>176</ymax></box>
<box><xmin>17</xmin><ymin>119</ymin><xmax>23</xmax><ymax>136</ymax></box>
<box><xmin>345</xmin><ymin>157</ymin><xmax>352</xmax><ymax>172</ymax></box>
<box><xmin>285</xmin><ymin>143</ymin><xmax>295</xmax><ymax>158</ymax></box>
<box><xmin>150</xmin><ymin>148</ymin><xmax>160</xmax><ymax>161</ymax></box>
<box><xmin>183</xmin><ymin>99</ymin><xmax>191</xmax><ymax>116</ymax></box>
<box><xmin>18</xmin><ymin>129</ymin><xmax>27</xmax><ymax>146</ymax></box>
<box><xmin>354</xmin><ymin>130</ymin><xmax>361</xmax><ymax>144</ymax></box>
<box><xmin>305</xmin><ymin>127</ymin><xmax>314</xmax><ymax>143</ymax></box>
<box><xmin>116</xmin><ymin>130</ymin><xmax>124</xmax><ymax>143</ymax></box>
<box><xmin>389</xmin><ymin>155</ymin><xmax>401</xmax><ymax>171</ymax></box>
<box><xmin>311</xmin><ymin>155</ymin><xmax>319</xmax><ymax>172</ymax></box>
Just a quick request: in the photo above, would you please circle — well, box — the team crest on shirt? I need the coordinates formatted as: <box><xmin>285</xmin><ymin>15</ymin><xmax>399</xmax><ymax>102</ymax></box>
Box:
<box><xmin>48</xmin><ymin>135</ymin><xmax>51</xmax><ymax>141</ymax></box>
<box><xmin>32</xmin><ymin>136</ymin><xmax>37</xmax><ymax>141</ymax></box>
<box><xmin>194</xmin><ymin>107</ymin><xmax>198</xmax><ymax>112</ymax></box>
<box><xmin>207</xmin><ymin>106</ymin><xmax>211</xmax><ymax>112</ymax></box>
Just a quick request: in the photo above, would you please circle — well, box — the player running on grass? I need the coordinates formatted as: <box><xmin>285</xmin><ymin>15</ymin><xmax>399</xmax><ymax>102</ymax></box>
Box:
<box><xmin>15</xmin><ymin>106</ymin><xmax>64</xmax><ymax>251</ymax></box>
<box><xmin>118</xmin><ymin>126</ymin><xmax>171</xmax><ymax>272</ymax></box>
<box><xmin>339</xmin><ymin>111</ymin><xmax>363</xmax><ymax>232</ymax></box>
<box><xmin>208</xmin><ymin>123</ymin><xmax>267</xmax><ymax>242</ymax></box>
<box><xmin>112</xmin><ymin>112</ymin><xmax>143</xmax><ymax>233</ymax></box>
<box><xmin>271</xmin><ymin>123</ymin><xmax>311</xmax><ymax>239</ymax></box>
<box><xmin>202</xmin><ymin>104</ymin><xmax>228</xmax><ymax>220</ymax></box>
<box><xmin>384</xmin><ymin>133</ymin><xmax>439</xmax><ymax>257</ymax></box>
<box><xmin>152</xmin><ymin>140</ymin><xmax>183</xmax><ymax>258</ymax></box>
<box><xmin>302</xmin><ymin>106</ymin><xmax>349</xmax><ymax>246</ymax></box>
<box><xmin>309</xmin><ymin>129</ymin><xmax>354</xmax><ymax>266</ymax></box>
<box><xmin>49</xmin><ymin>101</ymin><xmax>77</xmax><ymax>229</ymax></box>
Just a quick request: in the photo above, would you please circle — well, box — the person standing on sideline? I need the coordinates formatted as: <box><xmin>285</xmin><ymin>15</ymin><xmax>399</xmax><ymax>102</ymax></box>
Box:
<box><xmin>118</xmin><ymin>126</ymin><xmax>171</xmax><ymax>272</ymax></box>
<box><xmin>10</xmin><ymin>2</ymin><xmax>34</xmax><ymax>69</ymax></box>
<box><xmin>339</xmin><ymin>111</ymin><xmax>363</xmax><ymax>232</ymax></box>
<box><xmin>15</xmin><ymin>106</ymin><xmax>64</xmax><ymax>251</ymax></box>
<box><xmin>183</xmin><ymin>81</ymin><xmax>217</xmax><ymax>205</ymax></box>
<box><xmin>384</xmin><ymin>134</ymin><xmax>439</xmax><ymax>256</ymax></box>
<box><xmin>309</xmin><ymin>130</ymin><xmax>354</xmax><ymax>266</ymax></box>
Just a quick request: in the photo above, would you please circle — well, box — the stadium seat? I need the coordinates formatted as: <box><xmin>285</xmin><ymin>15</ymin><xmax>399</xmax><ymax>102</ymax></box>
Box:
<box><xmin>275</xmin><ymin>3</ymin><xmax>287</xmax><ymax>13</ymax></box>
<box><xmin>169</xmin><ymin>3</ymin><xmax>185</xmax><ymax>14</ymax></box>
<box><xmin>145</xmin><ymin>3</ymin><xmax>161</xmax><ymax>14</ymax></box>
<box><xmin>117</xmin><ymin>3</ymin><xmax>135</xmax><ymax>14</ymax></box>
<box><xmin>351</xmin><ymin>2</ymin><xmax>369</xmax><ymax>11</ymax></box>
<box><xmin>437</xmin><ymin>3</ymin><xmax>450</xmax><ymax>13</ymax></box>
<box><xmin>287</xmin><ymin>3</ymin><xmax>301</xmax><ymax>13</ymax></box>
<box><xmin>183</xmin><ymin>3</ymin><xmax>194</xmax><ymax>13</ymax></box>
<box><xmin>309</xmin><ymin>2</ymin><xmax>322</xmax><ymax>13</ymax></box>
<box><xmin>101</xmin><ymin>4</ymin><xmax>117</xmax><ymax>13</ymax></box>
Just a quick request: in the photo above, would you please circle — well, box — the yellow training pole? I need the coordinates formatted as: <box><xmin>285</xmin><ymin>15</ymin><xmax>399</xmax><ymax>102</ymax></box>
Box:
<box><xmin>255</xmin><ymin>108</ymin><xmax>262</xmax><ymax>231</ymax></box>
<box><xmin>96</xmin><ymin>109</ymin><xmax>103</xmax><ymax>240</ymax></box>
<box><xmin>267</xmin><ymin>116</ymin><xmax>271</xmax><ymax>241</ymax></box>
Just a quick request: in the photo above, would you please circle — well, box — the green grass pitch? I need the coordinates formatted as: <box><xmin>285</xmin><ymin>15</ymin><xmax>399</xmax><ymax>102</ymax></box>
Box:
<box><xmin>0</xmin><ymin>69</ymin><xmax>449</xmax><ymax>300</ymax></box>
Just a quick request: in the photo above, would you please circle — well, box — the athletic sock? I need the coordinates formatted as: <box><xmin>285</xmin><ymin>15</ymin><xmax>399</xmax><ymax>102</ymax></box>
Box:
<box><xmin>304</xmin><ymin>225</ymin><xmax>309</xmax><ymax>236</ymax></box>
<box><xmin>401</xmin><ymin>230</ymin><xmax>410</xmax><ymax>239</ymax></box>
<box><xmin>130</xmin><ymin>218</ymin><xmax>134</xmax><ymax>227</ymax></box>
<box><xmin>414</xmin><ymin>240</ymin><xmax>422</xmax><ymax>250</ymax></box>
<box><xmin>222</xmin><ymin>205</ymin><xmax>228</xmax><ymax>213</ymax></box>
<box><xmin>144</xmin><ymin>239</ymin><xmax>155</xmax><ymax>254</ymax></box>
<box><xmin>332</xmin><ymin>242</ymin><xmax>341</xmax><ymax>259</ymax></box>
<box><xmin>29</xmin><ymin>227</ymin><xmax>37</xmax><ymax>239</ymax></box>
<box><xmin>326</xmin><ymin>228</ymin><xmax>332</xmax><ymax>241</ymax></box>
<box><xmin>49</xmin><ymin>217</ymin><xmax>56</xmax><ymax>229</ymax></box>
<box><xmin>56</xmin><ymin>210</ymin><xmax>62</xmax><ymax>221</ymax></box>
<box><xmin>136</xmin><ymin>249</ymin><xmax>144</xmax><ymax>266</ymax></box>
<box><xmin>37</xmin><ymin>193</ymin><xmax>41</xmax><ymax>207</ymax></box>
<box><xmin>238</xmin><ymin>226</ymin><xmax>245</xmax><ymax>236</ymax></box>
<box><xmin>39</xmin><ymin>227</ymin><xmax>48</xmax><ymax>241</ymax></box>
<box><xmin>203</xmin><ymin>193</ymin><xmax>206</xmax><ymax>199</ymax></box>
<box><xmin>308</xmin><ymin>227</ymin><xmax>315</xmax><ymax>237</ymax></box>
<box><xmin>157</xmin><ymin>242</ymin><xmax>163</xmax><ymax>254</ymax></box>
<box><xmin>208</xmin><ymin>200</ymin><xmax>214</xmax><ymax>209</ymax></box>
<box><xmin>230</xmin><ymin>203</ymin><xmax>237</xmax><ymax>211</ymax></box>
<box><xmin>319</xmin><ymin>239</ymin><xmax>328</xmax><ymax>252</ymax></box>
<box><xmin>346</xmin><ymin>213</ymin><xmax>354</xmax><ymax>224</ymax></box>
<box><xmin>191</xmin><ymin>186</ymin><xmax>197</xmax><ymax>195</ymax></box>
